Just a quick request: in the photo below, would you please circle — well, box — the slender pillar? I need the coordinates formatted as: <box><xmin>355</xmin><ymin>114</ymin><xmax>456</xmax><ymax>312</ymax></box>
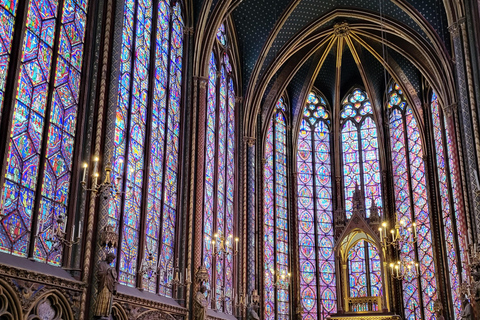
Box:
<box><xmin>193</xmin><ymin>76</ymin><xmax>209</xmax><ymax>286</ymax></box>
<box><xmin>449</xmin><ymin>21</ymin><xmax>480</xmax><ymax>237</ymax></box>
<box><xmin>246</xmin><ymin>137</ymin><xmax>256</xmax><ymax>296</ymax></box>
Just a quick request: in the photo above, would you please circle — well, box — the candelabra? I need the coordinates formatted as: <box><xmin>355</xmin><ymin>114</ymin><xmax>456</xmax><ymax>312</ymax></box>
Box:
<box><xmin>272</xmin><ymin>269</ymin><xmax>291</xmax><ymax>290</ymax></box>
<box><xmin>378</xmin><ymin>216</ymin><xmax>417</xmax><ymax>250</ymax></box>
<box><xmin>139</xmin><ymin>256</ymin><xmax>190</xmax><ymax>289</ymax></box>
<box><xmin>99</xmin><ymin>224</ymin><xmax>118</xmax><ymax>253</ymax></box>
<box><xmin>80</xmin><ymin>156</ymin><xmax>126</xmax><ymax>199</ymax></box>
<box><xmin>389</xmin><ymin>259</ymin><xmax>419</xmax><ymax>280</ymax></box>
<box><xmin>459</xmin><ymin>243</ymin><xmax>480</xmax><ymax>301</ymax></box>
<box><xmin>211</xmin><ymin>233</ymin><xmax>239</xmax><ymax>257</ymax></box>
<box><xmin>41</xmin><ymin>214</ymin><xmax>81</xmax><ymax>252</ymax></box>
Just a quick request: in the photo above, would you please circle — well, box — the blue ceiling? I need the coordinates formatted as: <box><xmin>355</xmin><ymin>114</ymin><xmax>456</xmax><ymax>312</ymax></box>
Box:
<box><xmin>193</xmin><ymin>0</ymin><xmax>450</xmax><ymax>116</ymax></box>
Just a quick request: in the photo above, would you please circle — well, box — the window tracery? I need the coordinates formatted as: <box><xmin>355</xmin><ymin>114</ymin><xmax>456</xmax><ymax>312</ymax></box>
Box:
<box><xmin>340</xmin><ymin>89</ymin><xmax>382</xmax><ymax>219</ymax></box>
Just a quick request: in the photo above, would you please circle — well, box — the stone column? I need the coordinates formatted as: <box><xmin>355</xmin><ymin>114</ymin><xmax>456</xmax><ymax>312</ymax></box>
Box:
<box><xmin>81</xmin><ymin>0</ymin><xmax>123</xmax><ymax>319</ymax></box>
<box><xmin>193</xmin><ymin>76</ymin><xmax>208</xmax><ymax>287</ymax></box>
<box><xmin>246</xmin><ymin>136</ymin><xmax>256</xmax><ymax>297</ymax></box>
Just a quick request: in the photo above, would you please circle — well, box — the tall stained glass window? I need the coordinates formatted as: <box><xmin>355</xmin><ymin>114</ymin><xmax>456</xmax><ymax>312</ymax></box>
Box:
<box><xmin>202</xmin><ymin>23</ymin><xmax>236</xmax><ymax>314</ymax></box>
<box><xmin>340</xmin><ymin>89</ymin><xmax>382</xmax><ymax>218</ymax></box>
<box><xmin>264</xmin><ymin>98</ymin><xmax>290</xmax><ymax>320</ymax></box>
<box><xmin>297</xmin><ymin>92</ymin><xmax>336</xmax><ymax>320</ymax></box>
<box><xmin>430</xmin><ymin>91</ymin><xmax>466</xmax><ymax>319</ymax></box>
<box><xmin>387</xmin><ymin>83</ymin><xmax>437</xmax><ymax>319</ymax></box>
<box><xmin>0</xmin><ymin>0</ymin><xmax>89</xmax><ymax>265</ymax></box>
<box><xmin>111</xmin><ymin>0</ymin><xmax>184</xmax><ymax>295</ymax></box>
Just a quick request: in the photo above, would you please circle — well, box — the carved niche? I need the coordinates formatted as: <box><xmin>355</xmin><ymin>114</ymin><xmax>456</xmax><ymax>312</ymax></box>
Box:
<box><xmin>0</xmin><ymin>280</ymin><xmax>22</xmax><ymax>320</ymax></box>
<box><xmin>26</xmin><ymin>292</ymin><xmax>74</xmax><ymax>320</ymax></box>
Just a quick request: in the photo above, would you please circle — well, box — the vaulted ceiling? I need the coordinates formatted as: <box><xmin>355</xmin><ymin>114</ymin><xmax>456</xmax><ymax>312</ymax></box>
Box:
<box><xmin>193</xmin><ymin>0</ymin><xmax>455</xmax><ymax>135</ymax></box>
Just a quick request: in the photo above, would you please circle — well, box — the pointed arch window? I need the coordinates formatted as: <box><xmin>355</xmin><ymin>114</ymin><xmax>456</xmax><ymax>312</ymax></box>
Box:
<box><xmin>264</xmin><ymin>97</ymin><xmax>290</xmax><ymax>320</ymax></box>
<box><xmin>430</xmin><ymin>91</ymin><xmax>466</xmax><ymax>319</ymax></box>
<box><xmin>0</xmin><ymin>0</ymin><xmax>89</xmax><ymax>265</ymax></box>
<box><xmin>340</xmin><ymin>89</ymin><xmax>382</xmax><ymax>219</ymax></box>
<box><xmin>110</xmin><ymin>0</ymin><xmax>184</xmax><ymax>296</ymax></box>
<box><xmin>387</xmin><ymin>83</ymin><xmax>437</xmax><ymax>319</ymax></box>
<box><xmin>202</xmin><ymin>23</ymin><xmax>236</xmax><ymax>314</ymax></box>
<box><xmin>297</xmin><ymin>92</ymin><xmax>336</xmax><ymax>319</ymax></box>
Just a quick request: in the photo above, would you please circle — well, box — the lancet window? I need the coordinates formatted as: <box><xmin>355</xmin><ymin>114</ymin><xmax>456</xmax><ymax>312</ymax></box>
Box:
<box><xmin>110</xmin><ymin>0</ymin><xmax>184</xmax><ymax>296</ymax></box>
<box><xmin>387</xmin><ymin>83</ymin><xmax>437</xmax><ymax>319</ymax></box>
<box><xmin>264</xmin><ymin>98</ymin><xmax>290</xmax><ymax>320</ymax></box>
<box><xmin>297</xmin><ymin>92</ymin><xmax>336</xmax><ymax>319</ymax></box>
<box><xmin>202</xmin><ymin>23</ymin><xmax>236</xmax><ymax>314</ymax></box>
<box><xmin>430</xmin><ymin>91</ymin><xmax>467</xmax><ymax>318</ymax></box>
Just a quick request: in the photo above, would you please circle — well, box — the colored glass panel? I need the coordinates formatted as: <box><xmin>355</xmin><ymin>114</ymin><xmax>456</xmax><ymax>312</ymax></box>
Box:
<box><xmin>1</xmin><ymin>0</ymin><xmax>89</xmax><ymax>261</ymax></box>
<box><xmin>264</xmin><ymin>99</ymin><xmax>289</xmax><ymax>320</ymax></box>
<box><xmin>388</xmin><ymin>84</ymin><xmax>437</xmax><ymax>320</ymax></box>
<box><xmin>0</xmin><ymin>0</ymin><xmax>18</xmax><ymax>120</ymax></box>
<box><xmin>216</xmin><ymin>23</ymin><xmax>226</xmax><ymax>46</ymax></box>
<box><xmin>158</xmin><ymin>1</ymin><xmax>183</xmax><ymax>297</ymax></box>
<box><xmin>118</xmin><ymin>0</ymin><xmax>153</xmax><ymax>287</ymax></box>
<box><xmin>297</xmin><ymin>92</ymin><xmax>336</xmax><ymax>320</ymax></box>
<box><xmin>431</xmin><ymin>91</ymin><xmax>462</xmax><ymax>318</ymax></box>
<box><xmin>341</xmin><ymin>89</ymin><xmax>381</xmax><ymax>218</ymax></box>
<box><xmin>203</xmin><ymin>52</ymin><xmax>216</xmax><ymax>293</ymax></box>
<box><xmin>36</xmin><ymin>0</ymin><xmax>89</xmax><ymax>265</ymax></box>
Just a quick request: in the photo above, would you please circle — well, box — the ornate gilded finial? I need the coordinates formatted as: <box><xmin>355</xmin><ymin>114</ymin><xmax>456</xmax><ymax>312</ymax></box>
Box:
<box><xmin>195</xmin><ymin>265</ymin><xmax>209</xmax><ymax>284</ymax></box>
<box><xmin>333</xmin><ymin>22</ymin><xmax>350</xmax><ymax>37</ymax></box>
<box><xmin>99</xmin><ymin>224</ymin><xmax>118</xmax><ymax>252</ymax></box>
<box><xmin>369</xmin><ymin>194</ymin><xmax>380</xmax><ymax>225</ymax></box>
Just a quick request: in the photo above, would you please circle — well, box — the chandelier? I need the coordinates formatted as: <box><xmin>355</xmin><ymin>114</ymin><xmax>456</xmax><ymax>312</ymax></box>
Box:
<box><xmin>271</xmin><ymin>269</ymin><xmax>291</xmax><ymax>290</ymax></box>
<box><xmin>380</xmin><ymin>215</ymin><xmax>420</xmax><ymax>280</ymax></box>
<box><xmin>81</xmin><ymin>156</ymin><xmax>125</xmax><ymax>199</ymax></box>
<box><xmin>211</xmin><ymin>233</ymin><xmax>239</xmax><ymax>257</ymax></box>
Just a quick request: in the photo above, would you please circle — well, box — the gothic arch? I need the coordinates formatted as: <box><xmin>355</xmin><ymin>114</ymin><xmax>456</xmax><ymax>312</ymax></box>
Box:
<box><xmin>244</xmin><ymin>9</ymin><xmax>456</xmax><ymax>138</ymax></box>
<box><xmin>136</xmin><ymin>310</ymin><xmax>177</xmax><ymax>320</ymax></box>
<box><xmin>112</xmin><ymin>303</ymin><xmax>128</xmax><ymax>320</ymax></box>
<box><xmin>0</xmin><ymin>279</ymin><xmax>22</xmax><ymax>320</ymax></box>
<box><xmin>25</xmin><ymin>290</ymin><xmax>73</xmax><ymax>320</ymax></box>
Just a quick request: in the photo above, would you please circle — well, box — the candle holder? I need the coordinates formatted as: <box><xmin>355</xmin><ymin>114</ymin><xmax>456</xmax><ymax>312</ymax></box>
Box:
<box><xmin>378</xmin><ymin>215</ymin><xmax>417</xmax><ymax>250</ymax></box>
<box><xmin>38</xmin><ymin>214</ymin><xmax>81</xmax><ymax>252</ymax></box>
<box><xmin>271</xmin><ymin>269</ymin><xmax>291</xmax><ymax>290</ymax></box>
<box><xmin>80</xmin><ymin>156</ymin><xmax>127</xmax><ymax>200</ymax></box>
<box><xmin>210</xmin><ymin>233</ymin><xmax>239</xmax><ymax>257</ymax></box>
<box><xmin>388</xmin><ymin>259</ymin><xmax>419</xmax><ymax>280</ymax></box>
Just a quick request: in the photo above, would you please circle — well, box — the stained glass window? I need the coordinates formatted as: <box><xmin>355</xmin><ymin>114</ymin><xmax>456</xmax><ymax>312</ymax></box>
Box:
<box><xmin>265</xmin><ymin>98</ymin><xmax>290</xmax><ymax>320</ymax></box>
<box><xmin>347</xmin><ymin>240</ymin><xmax>381</xmax><ymax>301</ymax></box>
<box><xmin>387</xmin><ymin>83</ymin><xmax>437</xmax><ymax>319</ymax></box>
<box><xmin>341</xmin><ymin>89</ymin><xmax>382</xmax><ymax>219</ymax></box>
<box><xmin>202</xmin><ymin>23</ymin><xmax>236</xmax><ymax>314</ymax></box>
<box><xmin>0</xmin><ymin>0</ymin><xmax>89</xmax><ymax>265</ymax></box>
<box><xmin>112</xmin><ymin>0</ymin><xmax>184</xmax><ymax>294</ymax></box>
<box><xmin>0</xmin><ymin>0</ymin><xmax>18</xmax><ymax>121</ymax></box>
<box><xmin>297</xmin><ymin>92</ymin><xmax>336</xmax><ymax>320</ymax></box>
<box><xmin>430</xmin><ymin>91</ymin><xmax>466</xmax><ymax>319</ymax></box>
